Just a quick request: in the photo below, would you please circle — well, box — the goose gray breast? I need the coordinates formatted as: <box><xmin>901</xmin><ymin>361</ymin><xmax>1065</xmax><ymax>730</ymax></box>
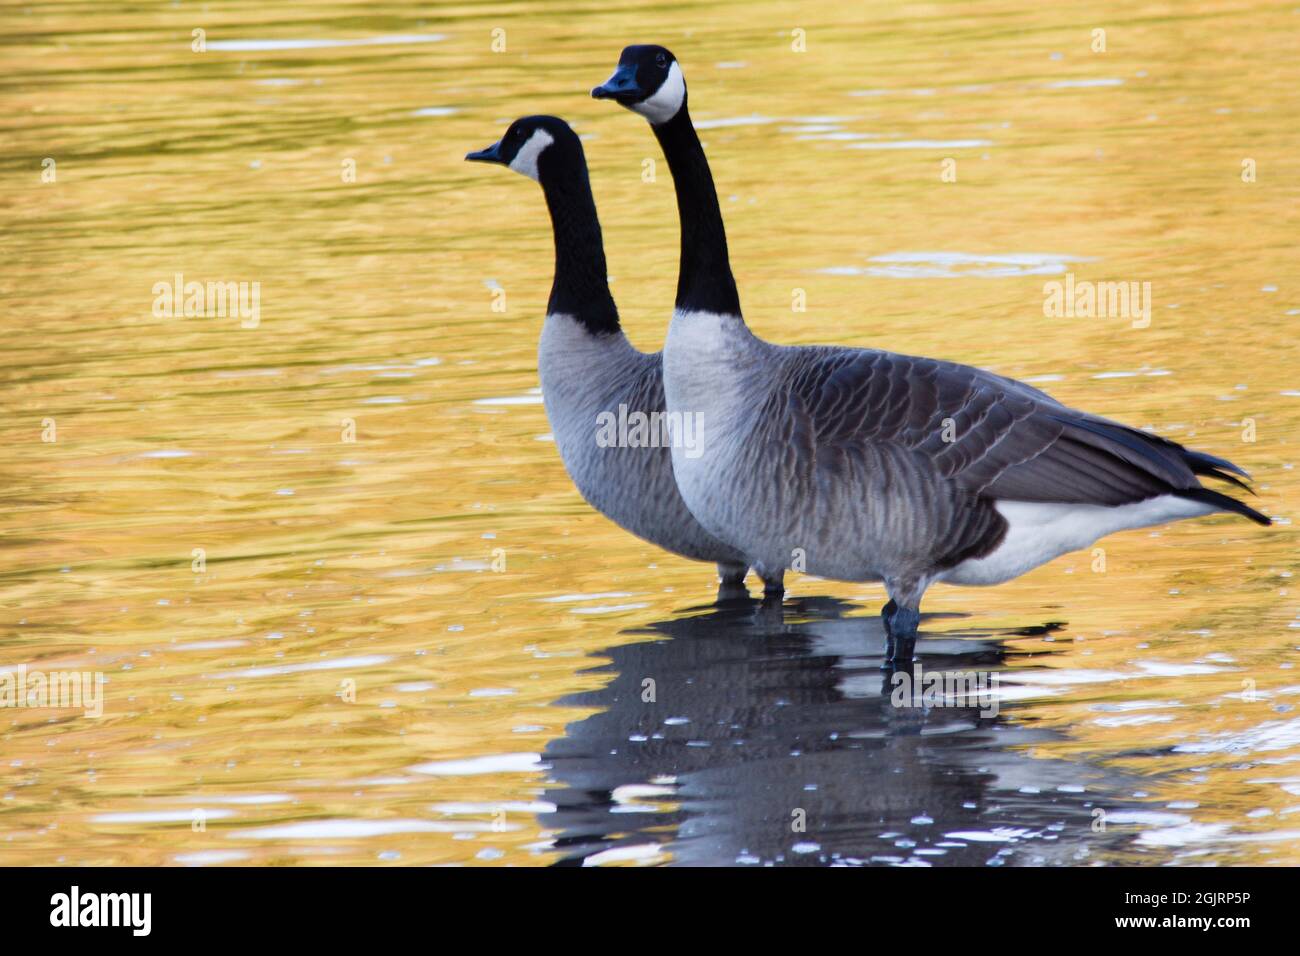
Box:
<box><xmin>539</xmin><ymin>317</ymin><xmax>747</xmax><ymax>570</ymax></box>
<box><xmin>466</xmin><ymin>114</ymin><xmax>750</xmax><ymax>589</ymax></box>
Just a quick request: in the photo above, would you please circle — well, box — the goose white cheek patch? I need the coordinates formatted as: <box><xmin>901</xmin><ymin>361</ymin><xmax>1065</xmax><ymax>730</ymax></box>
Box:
<box><xmin>631</xmin><ymin>61</ymin><xmax>685</xmax><ymax>125</ymax></box>
<box><xmin>509</xmin><ymin>128</ymin><xmax>555</xmax><ymax>181</ymax></box>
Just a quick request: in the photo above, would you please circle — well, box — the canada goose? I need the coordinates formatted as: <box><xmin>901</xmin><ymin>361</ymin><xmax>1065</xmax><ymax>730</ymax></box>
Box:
<box><xmin>465</xmin><ymin>115</ymin><xmax>751</xmax><ymax>592</ymax></box>
<box><xmin>593</xmin><ymin>47</ymin><xmax>1270</xmax><ymax>662</ymax></box>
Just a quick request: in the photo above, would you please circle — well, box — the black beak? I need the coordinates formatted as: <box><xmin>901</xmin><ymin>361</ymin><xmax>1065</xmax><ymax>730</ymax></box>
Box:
<box><xmin>591</xmin><ymin>63</ymin><xmax>643</xmax><ymax>103</ymax></box>
<box><xmin>465</xmin><ymin>139</ymin><xmax>505</xmax><ymax>164</ymax></box>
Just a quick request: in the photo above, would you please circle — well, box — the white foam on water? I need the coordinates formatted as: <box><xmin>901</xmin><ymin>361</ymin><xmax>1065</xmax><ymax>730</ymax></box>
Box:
<box><xmin>175</xmin><ymin>850</ymin><xmax>251</xmax><ymax>865</ymax></box>
<box><xmin>209</xmin><ymin>654</ymin><xmax>392</xmax><ymax>680</ymax></box>
<box><xmin>1044</xmin><ymin>78</ymin><xmax>1124</xmax><ymax>88</ymax></box>
<box><xmin>208</xmin><ymin>34</ymin><xmax>445</xmax><ymax>51</ymax></box>
<box><xmin>821</xmin><ymin>251</ymin><xmax>1095</xmax><ymax>279</ymax></box>
<box><xmin>693</xmin><ymin>114</ymin><xmax>774</xmax><ymax>129</ymax></box>
<box><xmin>409</xmin><ymin>752</ymin><xmax>544</xmax><ymax>776</ymax></box>
<box><xmin>539</xmin><ymin>592</ymin><xmax>633</xmax><ymax>603</ymax></box>
<box><xmin>231</xmin><ymin>819</ymin><xmax>470</xmax><ymax>840</ymax></box>
<box><xmin>582</xmin><ymin>843</ymin><xmax>667</xmax><ymax>866</ymax></box>
<box><xmin>570</xmin><ymin>603</ymin><xmax>649</xmax><ymax>615</ymax></box>
<box><xmin>93</xmin><ymin>809</ymin><xmax>237</xmax><ymax>823</ymax></box>
<box><xmin>847</xmin><ymin>139</ymin><xmax>992</xmax><ymax>150</ymax></box>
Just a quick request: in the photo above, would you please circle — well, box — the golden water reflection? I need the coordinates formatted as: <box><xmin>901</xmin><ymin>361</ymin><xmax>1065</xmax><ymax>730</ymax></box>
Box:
<box><xmin>1</xmin><ymin>1</ymin><xmax>1297</xmax><ymax>865</ymax></box>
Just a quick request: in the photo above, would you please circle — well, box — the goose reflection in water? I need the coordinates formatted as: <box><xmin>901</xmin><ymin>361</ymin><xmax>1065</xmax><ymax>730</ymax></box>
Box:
<box><xmin>537</xmin><ymin>596</ymin><xmax>1152</xmax><ymax>867</ymax></box>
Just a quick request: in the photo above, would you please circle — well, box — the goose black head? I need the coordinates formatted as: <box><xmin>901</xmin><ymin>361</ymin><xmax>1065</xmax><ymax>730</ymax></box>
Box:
<box><xmin>464</xmin><ymin>115</ymin><xmax>582</xmax><ymax>183</ymax></box>
<box><xmin>591</xmin><ymin>45</ymin><xmax>686</xmax><ymax>125</ymax></box>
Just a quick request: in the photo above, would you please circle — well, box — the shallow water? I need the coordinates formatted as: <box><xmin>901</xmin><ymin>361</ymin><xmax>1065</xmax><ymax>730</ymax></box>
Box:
<box><xmin>1</xmin><ymin>1</ymin><xmax>1298</xmax><ymax>865</ymax></box>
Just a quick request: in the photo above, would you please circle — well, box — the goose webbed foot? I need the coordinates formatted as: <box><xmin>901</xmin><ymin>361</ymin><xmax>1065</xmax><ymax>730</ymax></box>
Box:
<box><xmin>715</xmin><ymin>562</ymin><xmax>750</xmax><ymax>603</ymax></box>
<box><xmin>880</xmin><ymin>655</ymin><xmax>917</xmax><ymax>683</ymax></box>
<box><xmin>716</xmin><ymin>580</ymin><xmax>749</xmax><ymax>603</ymax></box>
<box><xmin>760</xmin><ymin>571</ymin><xmax>785</xmax><ymax>609</ymax></box>
<box><xmin>717</xmin><ymin>562</ymin><xmax>748</xmax><ymax>588</ymax></box>
<box><xmin>880</xmin><ymin>600</ymin><xmax>920</xmax><ymax>668</ymax></box>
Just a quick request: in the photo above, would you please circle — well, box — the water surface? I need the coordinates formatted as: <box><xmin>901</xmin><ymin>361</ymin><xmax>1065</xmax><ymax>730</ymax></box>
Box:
<box><xmin>1</xmin><ymin>0</ymin><xmax>1298</xmax><ymax>865</ymax></box>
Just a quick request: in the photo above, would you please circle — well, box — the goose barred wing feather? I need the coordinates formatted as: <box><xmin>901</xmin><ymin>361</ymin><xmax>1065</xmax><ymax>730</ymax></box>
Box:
<box><xmin>787</xmin><ymin>347</ymin><xmax>1214</xmax><ymax>508</ymax></box>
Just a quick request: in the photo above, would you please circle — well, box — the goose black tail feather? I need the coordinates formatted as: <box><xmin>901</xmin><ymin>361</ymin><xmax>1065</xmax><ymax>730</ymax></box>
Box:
<box><xmin>1195</xmin><ymin>465</ymin><xmax>1254</xmax><ymax>494</ymax></box>
<box><xmin>1061</xmin><ymin>414</ymin><xmax>1262</xmax><ymax>500</ymax></box>
<box><xmin>1176</xmin><ymin>487</ymin><xmax>1271</xmax><ymax>526</ymax></box>
<box><xmin>1170</xmin><ymin>438</ymin><xmax>1256</xmax><ymax>493</ymax></box>
<box><xmin>1180</xmin><ymin>447</ymin><xmax>1250</xmax><ymax>479</ymax></box>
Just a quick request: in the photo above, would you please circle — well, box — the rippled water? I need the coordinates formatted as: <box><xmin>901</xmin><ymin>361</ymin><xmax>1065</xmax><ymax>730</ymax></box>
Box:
<box><xmin>2</xmin><ymin>1</ymin><xmax>1298</xmax><ymax>866</ymax></box>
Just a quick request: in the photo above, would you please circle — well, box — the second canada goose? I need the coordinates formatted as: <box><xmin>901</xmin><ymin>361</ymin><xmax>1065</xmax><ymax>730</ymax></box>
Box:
<box><xmin>593</xmin><ymin>47</ymin><xmax>1270</xmax><ymax>662</ymax></box>
<box><xmin>465</xmin><ymin>115</ymin><xmax>750</xmax><ymax>592</ymax></box>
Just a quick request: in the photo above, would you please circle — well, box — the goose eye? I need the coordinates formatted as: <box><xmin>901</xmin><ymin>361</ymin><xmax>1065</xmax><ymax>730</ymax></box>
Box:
<box><xmin>655</xmin><ymin>53</ymin><xmax>667</xmax><ymax>68</ymax></box>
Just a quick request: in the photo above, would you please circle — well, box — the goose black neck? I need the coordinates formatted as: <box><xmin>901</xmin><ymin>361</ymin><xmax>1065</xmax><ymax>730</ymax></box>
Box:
<box><xmin>653</xmin><ymin>107</ymin><xmax>741</xmax><ymax>317</ymax></box>
<box><xmin>539</xmin><ymin>164</ymin><xmax>619</xmax><ymax>336</ymax></box>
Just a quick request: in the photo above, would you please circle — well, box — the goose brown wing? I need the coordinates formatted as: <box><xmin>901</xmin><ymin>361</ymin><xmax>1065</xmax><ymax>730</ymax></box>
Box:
<box><xmin>786</xmin><ymin>347</ymin><xmax>1246</xmax><ymax>509</ymax></box>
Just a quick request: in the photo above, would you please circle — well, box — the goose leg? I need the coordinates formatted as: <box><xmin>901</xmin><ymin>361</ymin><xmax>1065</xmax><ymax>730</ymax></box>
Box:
<box><xmin>717</xmin><ymin>561</ymin><xmax>748</xmax><ymax>586</ymax></box>
<box><xmin>880</xmin><ymin>599</ymin><xmax>898</xmax><ymax>631</ymax></box>
<box><xmin>716</xmin><ymin>562</ymin><xmax>750</xmax><ymax>602</ymax></box>
<box><xmin>881</xmin><ymin>579</ymin><xmax>926</xmax><ymax>666</ymax></box>
<box><xmin>760</xmin><ymin>569</ymin><xmax>785</xmax><ymax>607</ymax></box>
<box><xmin>885</xmin><ymin>605</ymin><xmax>921</xmax><ymax>664</ymax></box>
